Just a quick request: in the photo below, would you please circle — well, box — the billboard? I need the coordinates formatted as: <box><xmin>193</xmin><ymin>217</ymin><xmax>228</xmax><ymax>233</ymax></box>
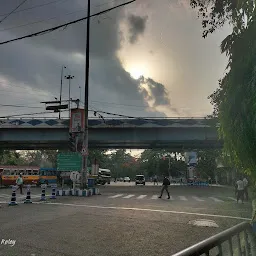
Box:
<box><xmin>184</xmin><ymin>152</ymin><xmax>197</xmax><ymax>166</ymax></box>
<box><xmin>70</xmin><ymin>108</ymin><xmax>84</xmax><ymax>133</ymax></box>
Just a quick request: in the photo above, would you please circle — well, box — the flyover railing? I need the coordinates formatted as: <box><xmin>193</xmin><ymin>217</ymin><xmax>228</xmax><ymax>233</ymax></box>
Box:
<box><xmin>173</xmin><ymin>222</ymin><xmax>256</xmax><ymax>256</ymax></box>
<box><xmin>0</xmin><ymin>116</ymin><xmax>214</xmax><ymax>120</ymax></box>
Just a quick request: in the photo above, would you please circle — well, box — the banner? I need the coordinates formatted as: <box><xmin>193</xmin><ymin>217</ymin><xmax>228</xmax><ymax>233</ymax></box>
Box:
<box><xmin>70</xmin><ymin>108</ymin><xmax>84</xmax><ymax>133</ymax></box>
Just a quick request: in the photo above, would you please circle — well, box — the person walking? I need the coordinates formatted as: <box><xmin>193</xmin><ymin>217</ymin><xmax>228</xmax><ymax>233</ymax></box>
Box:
<box><xmin>16</xmin><ymin>173</ymin><xmax>23</xmax><ymax>195</ymax></box>
<box><xmin>153</xmin><ymin>175</ymin><xmax>158</xmax><ymax>185</ymax></box>
<box><xmin>158</xmin><ymin>176</ymin><xmax>170</xmax><ymax>199</ymax></box>
<box><xmin>236</xmin><ymin>176</ymin><xmax>244</xmax><ymax>204</ymax></box>
<box><xmin>243</xmin><ymin>176</ymin><xmax>249</xmax><ymax>201</ymax></box>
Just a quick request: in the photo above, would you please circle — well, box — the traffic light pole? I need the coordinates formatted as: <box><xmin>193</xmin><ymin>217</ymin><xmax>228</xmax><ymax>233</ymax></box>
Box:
<box><xmin>81</xmin><ymin>0</ymin><xmax>90</xmax><ymax>189</ymax></box>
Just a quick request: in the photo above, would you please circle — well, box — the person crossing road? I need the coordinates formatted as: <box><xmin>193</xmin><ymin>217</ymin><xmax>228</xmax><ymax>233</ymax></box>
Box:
<box><xmin>158</xmin><ymin>176</ymin><xmax>170</xmax><ymax>199</ymax></box>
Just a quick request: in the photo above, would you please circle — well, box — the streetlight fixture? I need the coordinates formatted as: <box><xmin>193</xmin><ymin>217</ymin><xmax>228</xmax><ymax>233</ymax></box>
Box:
<box><xmin>59</xmin><ymin>65</ymin><xmax>66</xmax><ymax>119</ymax></box>
<box><xmin>65</xmin><ymin>75</ymin><xmax>74</xmax><ymax>118</ymax></box>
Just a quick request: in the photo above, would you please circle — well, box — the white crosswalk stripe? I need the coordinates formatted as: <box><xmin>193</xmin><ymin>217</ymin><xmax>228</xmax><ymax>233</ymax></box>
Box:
<box><xmin>169</xmin><ymin>196</ymin><xmax>174</xmax><ymax>200</ymax></box>
<box><xmin>123</xmin><ymin>194</ymin><xmax>135</xmax><ymax>199</ymax></box>
<box><xmin>109</xmin><ymin>194</ymin><xmax>123</xmax><ymax>198</ymax></box>
<box><xmin>137</xmin><ymin>195</ymin><xmax>147</xmax><ymax>199</ymax></box>
<box><xmin>209</xmin><ymin>197</ymin><xmax>224</xmax><ymax>202</ymax></box>
<box><xmin>151</xmin><ymin>195</ymin><xmax>158</xmax><ymax>199</ymax></box>
<box><xmin>192</xmin><ymin>196</ymin><xmax>204</xmax><ymax>202</ymax></box>
<box><xmin>227</xmin><ymin>197</ymin><xmax>237</xmax><ymax>201</ymax></box>
<box><xmin>179</xmin><ymin>196</ymin><xmax>187</xmax><ymax>201</ymax></box>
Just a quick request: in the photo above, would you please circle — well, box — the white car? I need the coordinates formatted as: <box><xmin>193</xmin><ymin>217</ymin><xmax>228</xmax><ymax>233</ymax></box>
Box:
<box><xmin>123</xmin><ymin>177</ymin><xmax>131</xmax><ymax>182</ymax></box>
<box><xmin>135</xmin><ymin>175</ymin><xmax>145</xmax><ymax>185</ymax></box>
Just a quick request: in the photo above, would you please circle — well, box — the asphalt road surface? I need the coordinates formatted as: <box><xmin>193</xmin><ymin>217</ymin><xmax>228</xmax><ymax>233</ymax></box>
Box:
<box><xmin>0</xmin><ymin>184</ymin><xmax>252</xmax><ymax>256</ymax></box>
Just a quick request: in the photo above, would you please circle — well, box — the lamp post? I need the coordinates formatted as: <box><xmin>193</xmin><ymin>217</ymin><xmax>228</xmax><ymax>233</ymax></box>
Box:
<box><xmin>59</xmin><ymin>65</ymin><xmax>66</xmax><ymax>119</ymax></box>
<box><xmin>79</xmin><ymin>86</ymin><xmax>81</xmax><ymax>105</ymax></box>
<box><xmin>163</xmin><ymin>156</ymin><xmax>171</xmax><ymax>178</ymax></box>
<box><xmin>81</xmin><ymin>0</ymin><xmax>91</xmax><ymax>189</ymax></box>
<box><xmin>65</xmin><ymin>75</ymin><xmax>74</xmax><ymax>119</ymax></box>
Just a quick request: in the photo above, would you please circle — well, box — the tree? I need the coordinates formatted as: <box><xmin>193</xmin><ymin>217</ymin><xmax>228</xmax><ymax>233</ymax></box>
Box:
<box><xmin>192</xmin><ymin>0</ymin><xmax>256</xmax><ymax>183</ymax></box>
<box><xmin>0</xmin><ymin>150</ymin><xmax>24</xmax><ymax>165</ymax></box>
<box><xmin>196</xmin><ymin>149</ymin><xmax>220</xmax><ymax>179</ymax></box>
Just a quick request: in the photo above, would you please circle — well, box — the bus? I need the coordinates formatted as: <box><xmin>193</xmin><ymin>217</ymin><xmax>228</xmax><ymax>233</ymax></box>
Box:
<box><xmin>0</xmin><ymin>165</ymin><xmax>40</xmax><ymax>186</ymax></box>
<box><xmin>39</xmin><ymin>168</ymin><xmax>57</xmax><ymax>185</ymax></box>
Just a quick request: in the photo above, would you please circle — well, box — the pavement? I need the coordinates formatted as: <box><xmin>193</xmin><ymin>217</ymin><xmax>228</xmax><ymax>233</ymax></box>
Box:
<box><xmin>0</xmin><ymin>183</ymin><xmax>252</xmax><ymax>256</ymax></box>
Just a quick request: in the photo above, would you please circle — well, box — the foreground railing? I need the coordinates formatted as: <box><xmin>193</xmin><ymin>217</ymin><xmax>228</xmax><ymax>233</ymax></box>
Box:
<box><xmin>173</xmin><ymin>222</ymin><xmax>256</xmax><ymax>256</ymax></box>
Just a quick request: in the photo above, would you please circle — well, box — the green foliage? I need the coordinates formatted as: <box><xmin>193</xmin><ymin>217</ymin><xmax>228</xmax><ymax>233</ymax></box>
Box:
<box><xmin>196</xmin><ymin>149</ymin><xmax>220</xmax><ymax>178</ymax></box>
<box><xmin>0</xmin><ymin>150</ymin><xmax>24</xmax><ymax>165</ymax></box>
<box><xmin>190</xmin><ymin>0</ymin><xmax>255</xmax><ymax>38</ymax></box>
<box><xmin>192</xmin><ymin>0</ymin><xmax>256</xmax><ymax>183</ymax></box>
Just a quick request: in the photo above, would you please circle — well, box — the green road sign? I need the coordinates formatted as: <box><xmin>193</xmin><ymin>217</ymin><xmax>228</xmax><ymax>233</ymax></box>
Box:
<box><xmin>57</xmin><ymin>152</ymin><xmax>82</xmax><ymax>171</ymax></box>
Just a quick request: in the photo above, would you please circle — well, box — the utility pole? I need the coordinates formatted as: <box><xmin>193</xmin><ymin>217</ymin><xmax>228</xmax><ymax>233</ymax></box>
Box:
<box><xmin>59</xmin><ymin>65</ymin><xmax>66</xmax><ymax>119</ymax></box>
<box><xmin>65</xmin><ymin>75</ymin><xmax>74</xmax><ymax>119</ymax></box>
<box><xmin>81</xmin><ymin>0</ymin><xmax>90</xmax><ymax>189</ymax></box>
<box><xmin>79</xmin><ymin>86</ymin><xmax>81</xmax><ymax>106</ymax></box>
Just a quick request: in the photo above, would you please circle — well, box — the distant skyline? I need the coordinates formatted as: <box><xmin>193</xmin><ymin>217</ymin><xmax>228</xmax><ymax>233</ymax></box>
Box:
<box><xmin>0</xmin><ymin>0</ymin><xmax>230</xmax><ymax>119</ymax></box>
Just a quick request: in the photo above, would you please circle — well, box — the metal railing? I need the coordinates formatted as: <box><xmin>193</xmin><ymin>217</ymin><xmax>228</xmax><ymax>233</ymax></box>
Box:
<box><xmin>0</xmin><ymin>117</ymin><xmax>213</xmax><ymax>120</ymax></box>
<box><xmin>173</xmin><ymin>222</ymin><xmax>256</xmax><ymax>256</ymax></box>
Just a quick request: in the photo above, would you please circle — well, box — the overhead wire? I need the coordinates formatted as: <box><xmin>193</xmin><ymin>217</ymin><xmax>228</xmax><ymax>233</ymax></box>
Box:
<box><xmin>0</xmin><ymin>0</ymin><xmax>122</xmax><ymax>17</ymax></box>
<box><xmin>0</xmin><ymin>0</ymin><xmax>128</xmax><ymax>33</ymax></box>
<box><xmin>0</xmin><ymin>0</ymin><xmax>28</xmax><ymax>24</ymax></box>
<box><xmin>0</xmin><ymin>0</ymin><xmax>136</xmax><ymax>45</ymax></box>
<box><xmin>0</xmin><ymin>0</ymin><xmax>69</xmax><ymax>17</ymax></box>
<box><xmin>0</xmin><ymin>104</ymin><xmax>42</xmax><ymax>109</ymax></box>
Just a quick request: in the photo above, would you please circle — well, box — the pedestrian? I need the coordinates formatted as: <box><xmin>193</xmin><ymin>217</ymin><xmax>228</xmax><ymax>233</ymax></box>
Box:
<box><xmin>236</xmin><ymin>176</ymin><xmax>244</xmax><ymax>204</ymax></box>
<box><xmin>153</xmin><ymin>175</ymin><xmax>158</xmax><ymax>185</ymax></box>
<box><xmin>158</xmin><ymin>176</ymin><xmax>170</xmax><ymax>199</ymax></box>
<box><xmin>243</xmin><ymin>176</ymin><xmax>249</xmax><ymax>201</ymax></box>
<box><xmin>16</xmin><ymin>173</ymin><xmax>23</xmax><ymax>195</ymax></box>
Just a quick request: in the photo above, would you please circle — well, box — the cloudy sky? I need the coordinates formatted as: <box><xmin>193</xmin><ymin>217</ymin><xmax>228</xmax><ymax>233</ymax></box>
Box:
<box><xmin>0</xmin><ymin>0</ymin><xmax>230</xmax><ymax>119</ymax></box>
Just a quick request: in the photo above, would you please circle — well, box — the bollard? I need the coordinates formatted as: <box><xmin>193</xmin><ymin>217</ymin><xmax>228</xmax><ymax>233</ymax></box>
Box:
<box><xmin>9</xmin><ymin>185</ymin><xmax>18</xmax><ymax>206</ymax></box>
<box><xmin>24</xmin><ymin>184</ymin><xmax>32</xmax><ymax>204</ymax></box>
<box><xmin>50</xmin><ymin>184</ymin><xmax>57</xmax><ymax>199</ymax></box>
<box><xmin>40</xmin><ymin>184</ymin><xmax>47</xmax><ymax>201</ymax></box>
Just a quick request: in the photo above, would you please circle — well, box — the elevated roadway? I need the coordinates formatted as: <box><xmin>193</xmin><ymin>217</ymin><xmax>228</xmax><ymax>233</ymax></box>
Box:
<box><xmin>0</xmin><ymin>117</ymin><xmax>221</xmax><ymax>149</ymax></box>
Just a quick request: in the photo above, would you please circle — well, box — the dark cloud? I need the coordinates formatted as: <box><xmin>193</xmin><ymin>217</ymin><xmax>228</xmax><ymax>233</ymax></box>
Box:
<box><xmin>139</xmin><ymin>76</ymin><xmax>170</xmax><ymax>107</ymax></box>
<box><xmin>127</xmin><ymin>14</ymin><xmax>148</xmax><ymax>44</ymax></box>
<box><xmin>0</xmin><ymin>0</ymin><xmax>173</xmax><ymax>118</ymax></box>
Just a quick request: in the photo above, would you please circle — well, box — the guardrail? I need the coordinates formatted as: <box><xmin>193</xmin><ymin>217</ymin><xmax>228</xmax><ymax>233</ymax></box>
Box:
<box><xmin>0</xmin><ymin>117</ymin><xmax>212</xmax><ymax>120</ymax></box>
<box><xmin>173</xmin><ymin>222</ymin><xmax>256</xmax><ymax>256</ymax></box>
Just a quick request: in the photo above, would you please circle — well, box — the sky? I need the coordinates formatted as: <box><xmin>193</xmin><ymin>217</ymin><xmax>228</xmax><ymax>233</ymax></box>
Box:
<box><xmin>0</xmin><ymin>0</ymin><xmax>230</xmax><ymax>121</ymax></box>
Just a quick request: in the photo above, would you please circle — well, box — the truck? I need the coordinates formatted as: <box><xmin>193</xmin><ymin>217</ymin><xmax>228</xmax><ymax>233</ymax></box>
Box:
<box><xmin>89</xmin><ymin>168</ymin><xmax>111</xmax><ymax>185</ymax></box>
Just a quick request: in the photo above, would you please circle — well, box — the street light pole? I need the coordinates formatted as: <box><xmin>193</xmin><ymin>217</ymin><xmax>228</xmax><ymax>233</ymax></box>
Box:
<box><xmin>59</xmin><ymin>65</ymin><xmax>66</xmax><ymax>119</ymax></box>
<box><xmin>79</xmin><ymin>86</ymin><xmax>81</xmax><ymax>105</ymax></box>
<box><xmin>81</xmin><ymin>0</ymin><xmax>90</xmax><ymax>189</ymax></box>
<box><xmin>65</xmin><ymin>75</ymin><xmax>74</xmax><ymax>119</ymax></box>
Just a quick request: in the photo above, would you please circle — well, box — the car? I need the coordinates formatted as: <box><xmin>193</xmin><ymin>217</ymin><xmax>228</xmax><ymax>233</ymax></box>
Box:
<box><xmin>135</xmin><ymin>175</ymin><xmax>145</xmax><ymax>185</ymax></box>
<box><xmin>123</xmin><ymin>177</ymin><xmax>131</xmax><ymax>182</ymax></box>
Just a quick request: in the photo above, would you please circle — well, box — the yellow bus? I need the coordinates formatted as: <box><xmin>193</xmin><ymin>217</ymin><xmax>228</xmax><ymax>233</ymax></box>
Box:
<box><xmin>0</xmin><ymin>166</ymin><xmax>40</xmax><ymax>186</ymax></box>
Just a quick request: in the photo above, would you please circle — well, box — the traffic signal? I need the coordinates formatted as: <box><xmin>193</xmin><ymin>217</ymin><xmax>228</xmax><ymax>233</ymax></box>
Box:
<box><xmin>68</xmin><ymin>133</ymin><xmax>76</xmax><ymax>152</ymax></box>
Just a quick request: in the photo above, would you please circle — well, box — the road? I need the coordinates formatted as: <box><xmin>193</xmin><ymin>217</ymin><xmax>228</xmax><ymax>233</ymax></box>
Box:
<box><xmin>0</xmin><ymin>183</ymin><xmax>252</xmax><ymax>256</ymax></box>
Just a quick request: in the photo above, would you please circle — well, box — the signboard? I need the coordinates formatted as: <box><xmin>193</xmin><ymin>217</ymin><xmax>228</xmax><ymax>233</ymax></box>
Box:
<box><xmin>184</xmin><ymin>152</ymin><xmax>197</xmax><ymax>165</ymax></box>
<box><xmin>70</xmin><ymin>171</ymin><xmax>81</xmax><ymax>182</ymax></box>
<box><xmin>70</xmin><ymin>108</ymin><xmax>84</xmax><ymax>133</ymax></box>
<box><xmin>81</xmin><ymin>147</ymin><xmax>88</xmax><ymax>156</ymax></box>
<box><xmin>57</xmin><ymin>152</ymin><xmax>82</xmax><ymax>171</ymax></box>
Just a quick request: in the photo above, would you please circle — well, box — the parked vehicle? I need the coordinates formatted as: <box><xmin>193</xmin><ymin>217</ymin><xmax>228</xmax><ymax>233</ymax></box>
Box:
<box><xmin>135</xmin><ymin>175</ymin><xmax>145</xmax><ymax>185</ymax></box>
<box><xmin>123</xmin><ymin>177</ymin><xmax>131</xmax><ymax>182</ymax></box>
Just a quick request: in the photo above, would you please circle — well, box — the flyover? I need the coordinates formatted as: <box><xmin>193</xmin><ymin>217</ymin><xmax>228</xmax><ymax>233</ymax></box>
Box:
<box><xmin>0</xmin><ymin>117</ymin><xmax>221</xmax><ymax>149</ymax></box>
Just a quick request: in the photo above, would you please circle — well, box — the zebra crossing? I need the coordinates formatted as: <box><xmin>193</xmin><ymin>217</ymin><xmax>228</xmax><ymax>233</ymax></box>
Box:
<box><xmin>0</xmin><ymin>193</ymin><xmax>43</xmax><ymax>201</ymax></box>
<box><xmin>107</xmin><ymin>193</ymin><xmax>235</xmax><ymax>203</ymax></box>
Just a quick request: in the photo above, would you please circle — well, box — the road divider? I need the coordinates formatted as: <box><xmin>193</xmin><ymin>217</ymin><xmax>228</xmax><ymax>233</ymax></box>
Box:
<box><xmin>56</xmin><ymin>188</ymin><xmax>100</xmax><ymax>197</ymax></box>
